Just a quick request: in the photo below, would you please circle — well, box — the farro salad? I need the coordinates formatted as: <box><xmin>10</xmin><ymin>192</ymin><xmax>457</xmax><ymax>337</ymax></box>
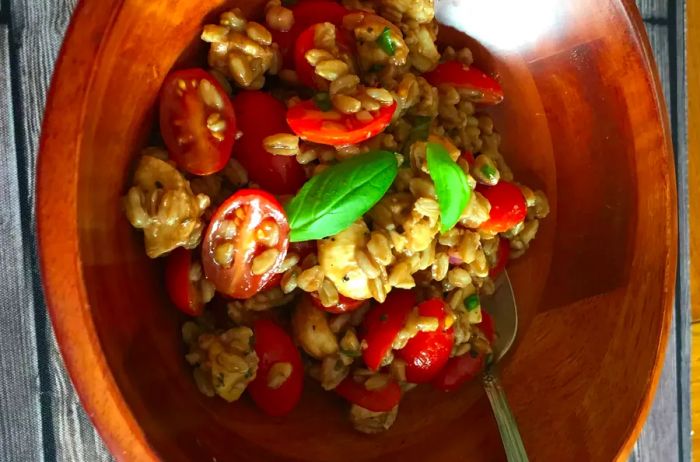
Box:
<box><xmin>123</xmin><ymin>0</ymin><xmax>549</xmax><ymax>434</ymax></box>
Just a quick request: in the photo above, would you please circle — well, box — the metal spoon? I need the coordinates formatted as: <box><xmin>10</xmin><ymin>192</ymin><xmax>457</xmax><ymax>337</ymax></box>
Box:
<box><xmin>480</xmin><ymin>272</ymin><xmax>529</xmax><ymax>462</ymax></box>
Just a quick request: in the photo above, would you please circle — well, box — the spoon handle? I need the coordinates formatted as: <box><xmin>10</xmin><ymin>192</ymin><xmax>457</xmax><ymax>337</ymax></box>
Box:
<box><xmin>483</xmin><ymin>370</ymin><xmax>529</xmax><ymax>462</ymax></box>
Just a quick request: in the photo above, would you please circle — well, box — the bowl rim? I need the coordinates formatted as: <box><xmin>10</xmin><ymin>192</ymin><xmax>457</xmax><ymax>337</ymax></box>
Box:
<box><xmin>36</xmin><ymin>0</ymin><xmax>677</xmax><ymax>460</ymax></box>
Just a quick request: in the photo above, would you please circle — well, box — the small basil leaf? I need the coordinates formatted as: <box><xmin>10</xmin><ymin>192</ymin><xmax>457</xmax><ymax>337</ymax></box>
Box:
<box><xmin>376</xmin><ymin>27</ymin><xmax>396</xmax><ymax>56</ymax></box>
<box><xmin>285</xmin><ymin>150</ymin><xmax>399</xmax><ymax>241</ymax></box>
<box><xmin>426</xmin><ymin>142</ymin><xmax>472</xmax><ymax>233</ymax></box>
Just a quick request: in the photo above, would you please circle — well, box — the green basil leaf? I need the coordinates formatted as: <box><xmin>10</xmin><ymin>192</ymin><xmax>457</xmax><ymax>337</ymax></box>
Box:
<box><xmin>426</xmin><ymin>142</ymin><xmax>472</xmax><ymax>233</ymax></box>
<box><xmin>285</xmin><ymin>150</ymin><xmax>399</xmax><ymax>242</ymax></box>
<box><xmin>376</xmin><ymin>27</ymin><xmax>396</xmax><ymax>56</ymax></box>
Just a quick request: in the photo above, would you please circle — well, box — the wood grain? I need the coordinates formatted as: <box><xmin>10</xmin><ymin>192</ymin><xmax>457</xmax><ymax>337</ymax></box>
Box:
<box><xmin>36</xmin><ymin>0</ymin><xmax>677</xmax><ymax>461</ymax></box>
<box><xmin>0</xmin><ymin>0</ymin><xmax>685</xmax><ymax>461</ymax></box>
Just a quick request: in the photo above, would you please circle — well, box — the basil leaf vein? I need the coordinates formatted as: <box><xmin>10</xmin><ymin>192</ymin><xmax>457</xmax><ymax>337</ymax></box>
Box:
<box><xmin>426</xmin><ymin>142</ymin><xmax>472</xmax><ymax>233</ymax></box>
<box><xmin>286</xmin><ymin>150</ymin><xmax>398</xmax><ymax>241</ymax></box>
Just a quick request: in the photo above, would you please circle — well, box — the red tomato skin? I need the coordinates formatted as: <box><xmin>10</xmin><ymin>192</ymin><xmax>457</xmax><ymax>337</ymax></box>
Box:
<box><xmin>160</xmin><ymin>68</ymin><xmax>236</xmax><ymax>175</ymax></box>
<box><xmin>202</xmin><ymin>189</ymin><xmax>289</xmax><ymax>299</ymax></box>
<box><xmin>361</xmin><ymin>290</ymin><xmax>416</xmax><ymax>371</ymax></box>
<box><xmin>489</xmin><ymin>237</ymin><xmax>511</xmax><ymax>278</ymax></box>
<box><xmin>248</xmin><ymin>319</ymin><xmax>304</xmax><ymax>416</ymax></box>
<box><xmin>233</xmin><ymin>91</ymin><xmax>306</xmax><ymax>194</ymax></box>
<box><xmin>424</xmin><ymin>61</ymin><xmax>504</xmax><ymax>105</ymax></box>
<box><xmin>271</xmin><ymin>0</ymin><xmax>349</xmax><ymax>67</ymax></box>
<box><xmin>294</xmin><ymin>23</ymin><xmax>355</xmax><ymax>89</ymax></box>
<box><xmin>165</xmin><ymin>248</ymin><xmax>203</xmax><ymax>316</ymax></box>
<box><xmin>335</xmin><ymin>377</ymin><xmax>402</xmax><ymax>412</ymax></box>
<box><xmin>432</xmin><ymin>352</ymin><xmax>486</xmax><ymax>392</ymax></box>
<box><xmin>476</xmin><ymin>182</ymin><xmax>528</xmax><ymax>233</ymax></box>
<box><xmin>310</xmin><ymin>293</ymin><xmax>364</xmax><ymax>314</ymax></box>
<box><xmin>462</xmin><ymin>151</ymin><xmax>475</xmax><ymax>166</ymax></box>
<box><xmin>478</xmin><ymin>311</ymin><xmax>495</xmax><ymax>345</ymax></box>
<box><xmin>286</xmin><ymin>99</ymin><xmax>396</xmax><ymax>146</ymax></box>
<box><xmin>397</xmin><ymin>299</ymin><xmax>455</xmax><ymax>384</ymax></box>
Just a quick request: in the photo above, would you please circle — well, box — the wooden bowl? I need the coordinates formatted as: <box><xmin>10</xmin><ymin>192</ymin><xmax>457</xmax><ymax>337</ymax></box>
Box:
<box><xmin>37</xmin><ymin>0</ymin><xmax>677</xmax><ymax>460</ymax></box>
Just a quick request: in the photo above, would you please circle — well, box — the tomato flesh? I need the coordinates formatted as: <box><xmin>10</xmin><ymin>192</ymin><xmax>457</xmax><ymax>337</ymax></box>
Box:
<box><xmin>489</xmin><ymin>237</ymin><xmax>511</xmax><ymax>278</ymax></box>
<box><xmin>478</xmin><ymin>310</ymin><xmax>495</xmax><ymax>345</ymax></box>
<box><xmin>476</xmin><ymin>181</ymin><xmax>527</xmax><ymax>233</ymax></box>
<box><xmin>424</xmin><ymin>61</ymin><xmax>504</xmax><ymax>105</ymax></box>
<box><xmin>335</xmin><ymin>377</ymin><xmax>401</xmax><ymax>412</ymax></box>
<box><xmin>432</xmin><ymin>351</ymin><xmax>486</xmax><ymax>392</ymax></box>
<box><xmin>287</xmin><ymin>99</ymin><xmax>396</xmax><ymax>146</ymax></box>
<box><xmin>271</xmin><ymin>0</ymin><xmax>350</xmax><ymax>67</ymax></box>
<box><xmin>202</xmin><ymin>189</ymin><xmax>289</xmax><ymax>299</ymax></box>
<box><xmin>294</xmin><ymin>23</ymin><xmax>355</xmax><ymax>89</ymax></box>
<box><xmin>165</xmin><ymin>248</ymin><xmax>204</xmax><ymax>316</ymax></box>
<box><xmin>361</xmin><ymin>290</ymin><xmax>416</xmax><ymax>371</ymax></box>
<box><xmin>248</xmin><ymin>319</ymin><xmax>304</xmax><ymax>416</ymax></box>
<box><xmin>160</xmin><ymin>68</ymin><xmax>236</xmax><ymax>175</ymax></box>
<box><xmin>310</xmin><ymin>292</ymin><xmax>364</xmax><ymax>314</ymax></box>
<box><xmin>397</xmin><ymin>299</ymin><xmax>454</xmax><ymax>384</ymax></box>
<box><xmin>233</xmin><ymin>91</ymin><xmax>307</xmax><ymax>194</ymax></box>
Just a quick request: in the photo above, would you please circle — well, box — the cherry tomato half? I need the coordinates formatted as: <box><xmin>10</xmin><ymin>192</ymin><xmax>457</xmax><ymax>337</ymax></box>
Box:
<box><xmin>432</xmin><ymin>351</ymin><xmax>486</xmax><ymax>392</ymax></box>
<box><xmin>287</xmin><ymin>99</ymin><xmax>396</xmax><ymax>146</ymax></box>
<box><xmin>424</xmin><ymin>61</ymin><xmax>504</xmax><ymax>105</ymax></box>
<box><xmin>271</xmin><ymin>0</ymin><xmax>350</xmax><ymax>67</ymax></box>
<box><xmin>335</xmin><ymin>376</ymin><xmax>402</xmax><ymax>412</ymax></box>
<box><xmin>165</xmin><ymin>248</ymin><xmax>205</xmax><ymax>316</ymax></box>
<box><xmin>160</xmin><ymin>68</ymin><xmax>236</xmax><ymax>175</ymax></box>
<box><xmin>361</xmin><ymin>290</ymin><xmax>416</xmax><ymax>371</ymax></box>
<box><xmin>233</xmin><ymin>91</ymin><xmax>307</xmax><ymax>194</ymax></box>
<box><xmin>248</xmin><ymin>319</ymin><xmax>304</xmax><ymax>416</ymax></box>
<box><xmin>310</xmin><ymin>292</ymin><xmax>364</xmax><ymax>314</ymax></box>
<box><xmin>202</xmin><ymin>189</ymin><xmax>289</xmax><ymax>299</ymax></box>
<box><xmin>489</xmin><ymin>237</ymin><xmax>511</xmax><ymax>278</ymax></box>
<box><xmin>294</xmin><ymin>23</ymin><xmax>355</xmax><ymax>89</ymax></box>
<box><xmin>397</xmin><ymin>299</ymin><xmax>455</xmax><ymax>384</ymax></box>
<box><xmin>476</xmin><ymin>181</ymin><xmax>527</xmax><ymax>233</ymax></box>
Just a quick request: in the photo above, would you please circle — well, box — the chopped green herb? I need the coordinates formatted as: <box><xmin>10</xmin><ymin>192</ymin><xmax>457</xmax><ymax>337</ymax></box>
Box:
<box><xmin>368</xmin><ymin>63</ymin><xmax>385</xmax><ymax>73</ymax></box>
<box><xmin>340</xmin><ymin>348</ymin><xmax>361</xmax><ymax>358</ymax></box>
<box><xmin>485</xmin><ymin>353</ymin><xmax>494</xmax><ymax>367</ymax></box>
<box><xmin>481</xmin><ymin>164</ymin><xmax>498</xmax><ymax>181</ymax></box>
<box><xmin>376</xmin><ymin>27</ymin><xmax>396</xmax><ymax>56</ymax></box>
<box><xmin>313</xmin><ymin>92</ymin><xmax>332</xmax><ymax>111</ymax></box>
<box><xmin>464</xmin><ymin>294</ymin><xmax>480</xmax><ymax>311</ymax></box>
<box><xmin>244</xmin><ymin>368</ymin><xmax>253</xmax><ymax>379</ymax></box>
<box><xmin>334</xmin><ymin>360</ymin><xmax>345</xmax><ymax>371</ymax></box>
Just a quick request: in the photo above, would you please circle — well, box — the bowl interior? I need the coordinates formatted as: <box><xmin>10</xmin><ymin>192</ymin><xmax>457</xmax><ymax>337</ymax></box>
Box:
<box><xmin>41</xmin><ymin>0</ymin><xmax>675</xmax><ymax>460</ymax></box>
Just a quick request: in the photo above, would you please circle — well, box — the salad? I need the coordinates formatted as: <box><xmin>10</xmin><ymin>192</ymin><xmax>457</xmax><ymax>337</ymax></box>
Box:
<box><xmin>123</xmin><ymin>0</ymin><xmax>549</xmax><ymax>434</ymax></box>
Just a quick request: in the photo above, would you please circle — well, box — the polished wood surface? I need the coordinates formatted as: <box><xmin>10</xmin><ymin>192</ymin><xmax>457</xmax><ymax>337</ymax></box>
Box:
<box><xmin>689</xmin><ymin>0</ymin><xmax>700</xmax><ymax>324</ymax></box>
<box><xmin>37</xmin><ymin>0</ymin><xmax>677</xmax><ymax>461</ymax></box>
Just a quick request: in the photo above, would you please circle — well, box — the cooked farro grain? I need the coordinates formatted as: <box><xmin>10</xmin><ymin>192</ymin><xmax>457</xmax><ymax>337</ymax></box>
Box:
<box><xmin>263</xmin><ymin>133</ymin><xmax>300</xmax><ymax>156</ymax></box>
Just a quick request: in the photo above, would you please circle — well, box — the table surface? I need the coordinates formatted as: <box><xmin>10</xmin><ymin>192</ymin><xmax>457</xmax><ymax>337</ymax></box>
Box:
<box><xmin>0</xmin><ymin>0</ymin><xmax>690</xmax><ymax>461</ymax></box>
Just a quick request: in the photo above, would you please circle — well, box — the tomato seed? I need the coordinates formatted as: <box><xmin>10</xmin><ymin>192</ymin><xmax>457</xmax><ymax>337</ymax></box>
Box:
<box><xmin>214</xmin><ymin>242</ymin><xmax>235</xmax><ymax>266</ymax></box>
<box><xmin>251</xmin><ymin>248</ymin><xmax>280</xmax><ymax>275</ymax></box>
